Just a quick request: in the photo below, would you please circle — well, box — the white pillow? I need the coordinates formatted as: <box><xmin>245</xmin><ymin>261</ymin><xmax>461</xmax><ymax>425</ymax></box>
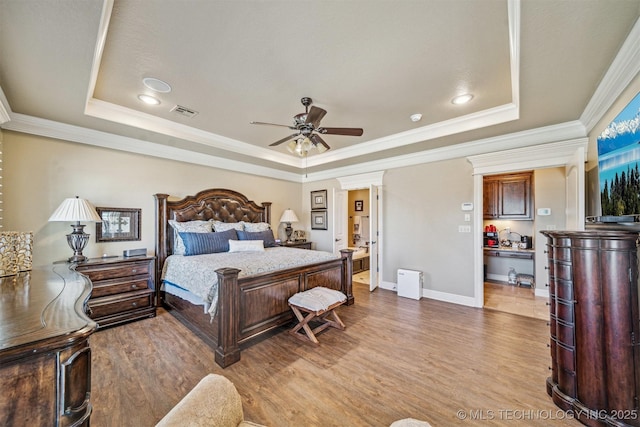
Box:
<box><xmin>168</xmin><ymin>220</ymin><xmax>213</xmax><ymax>255</ymax></box>
<box><xmin>211</xmin><ymin>220</ymin><xmax>245</xmax><ymax>232</ymax></box>
<box><xmin>241</xmin><ymin>221</ymin><xmax>271</xmax><ymax>232</ymax></box>
<box><xmin>228</xmin><ymin>239</ymin><xmax>264</xmax><ymax>252</ymax></box>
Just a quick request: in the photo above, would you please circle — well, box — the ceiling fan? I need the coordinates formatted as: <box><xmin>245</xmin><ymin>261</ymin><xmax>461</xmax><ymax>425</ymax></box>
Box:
<box><xmin>250</xmin><ymin>97</ymin><xmax>363</xmax><ymax>156</ymax></box>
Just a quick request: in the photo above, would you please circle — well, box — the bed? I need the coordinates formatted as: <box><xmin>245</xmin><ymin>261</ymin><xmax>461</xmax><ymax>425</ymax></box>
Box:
<box><xmin>154</xmin><ymin>188</ymin><xmax>353</xmax><ymax>368</ymax></box>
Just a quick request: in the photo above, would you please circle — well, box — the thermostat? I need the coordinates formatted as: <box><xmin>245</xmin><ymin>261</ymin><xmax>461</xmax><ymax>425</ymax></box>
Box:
<box><xmin>461</xmin><ymin>202</ymin><xmax>474</xmax><ymax>211</ymax></box>
<box><xmin>537</xmin><ymin>208</ymin><xmax>551</xmax><ymax>216</ymax></box>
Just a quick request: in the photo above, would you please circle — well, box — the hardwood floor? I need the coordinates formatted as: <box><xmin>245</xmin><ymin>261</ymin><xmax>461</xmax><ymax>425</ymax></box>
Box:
<box><xmin>484</xmin><ymin>281</ymin><xmax>549</xmax><ymax>321</ymax></box>
<box><xmin>90</xmin><ymin>282</ymin><xmax>578</xmax><ymax>427</ymax></box>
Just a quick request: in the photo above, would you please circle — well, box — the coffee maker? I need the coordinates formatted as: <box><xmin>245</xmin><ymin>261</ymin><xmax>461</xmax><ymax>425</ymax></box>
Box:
<box><xmin>521</xmin><ymin>235</ymin><xmax>533</xmax><ymax>249</ymax></box>
<box><xmin>484</xmin><ymin>232</ymin><xmax>499</xmax><ymax>248</ymax></box>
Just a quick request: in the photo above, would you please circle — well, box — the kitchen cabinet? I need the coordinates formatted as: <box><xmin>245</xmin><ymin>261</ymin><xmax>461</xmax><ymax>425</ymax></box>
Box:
<box><xmin>483</xmin><ymin>171</ymin><xmax>533</xmax><ymax>220</ymax></box>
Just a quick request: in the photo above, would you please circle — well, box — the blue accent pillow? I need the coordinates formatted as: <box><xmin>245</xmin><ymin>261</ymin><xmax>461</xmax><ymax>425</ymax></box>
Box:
<box><xmin>178</xmin><ymin>229</ymin><xmax>238</xmax><ymax>256</ymax></box>
<box><xmin>237</xmin><ymin>229</ymin><xmax>277</xmax><ymax>247</ymax></box>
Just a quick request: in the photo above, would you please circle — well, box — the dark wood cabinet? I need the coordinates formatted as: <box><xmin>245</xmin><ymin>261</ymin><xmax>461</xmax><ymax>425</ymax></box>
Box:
<box><xmin>74</xmin><ymin>256</ymin><xmax>156</xmax><ymax>329</ymax></box>
<box><xmin>353</xmin><ymin>256</ymin><xmax>370</xmax><ymax>273</ymax></box>
<box><xmin>0</xmin><ymin>266</ymin><xmax>96</xmax><ymax>427</ymax></box>
<box><xmin>280</xmin><ymin>241</ymin><xmax>312</xmax><ymax>249</ymax></box>
<box><xmin>542</xmin><ymin>230</ymin><xmax>640</xmax><ymax>427</ymax></box>
<box><xmin>483</xmin><ymin>171</ymin><xmax>533</xmax><ymax>220</ymax></box>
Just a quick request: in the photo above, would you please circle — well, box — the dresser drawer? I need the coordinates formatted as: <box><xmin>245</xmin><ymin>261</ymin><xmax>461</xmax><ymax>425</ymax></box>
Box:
<box><xmin>77</xmin><ymin>261</ymin><xmax>150</xmax><ymax>281</ymax></box>
<box><xmin>88</xmin><ymin>289</ymin><xmax>153</xmax><ymax>319</ymax></box>
<box><xmin>91</xmin><ymin>275</ymin><xmax>149</xmax><ymax>298</ymax></box>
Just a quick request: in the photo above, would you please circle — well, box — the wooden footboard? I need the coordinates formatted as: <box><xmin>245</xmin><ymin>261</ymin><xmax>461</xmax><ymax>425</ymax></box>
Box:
<box><xmin>215</xmin><ymin>249</ymin><xmax>353</xmax><ymax>367</ymax></box>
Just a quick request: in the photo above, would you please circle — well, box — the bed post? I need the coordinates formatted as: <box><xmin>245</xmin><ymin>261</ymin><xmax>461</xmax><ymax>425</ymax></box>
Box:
<box><xmin>340</xmin><ymin>249</ymin><xmax>354</xmax><ymax>305</ymax></box>
<box><xmin>154</xmin><ymin>193</ymin><xmax>169</xmax><ymax>305</ymax></box>
<box><xmin>214</xmin><ymin>267</ymin><xmax>241</xmax><ymax>368</ymax></box>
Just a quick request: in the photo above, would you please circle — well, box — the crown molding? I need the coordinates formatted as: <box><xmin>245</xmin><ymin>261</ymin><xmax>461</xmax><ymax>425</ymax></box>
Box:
<box><xmin>337</xmin><ymin>171</ymin><xmax>385</xmax><ymax>190</ymax></box>
<box><xmin>467</xmin><ymin>137</ymin><xmax>589</xmax><ymax>175</ymax></box>
<box><xmin>580</xmin><ymin>17</ymin><xmax>640</xmax><ymax>133</ymax></box>
<box><xmin>1</xmin><ymin>113</ymin><xmax>302</xmax><ymax>182</ymax></box>
<box><xmin>304</xmin><ymin>120</ymin><xmax>586</xmax><ymax>182</ymax></box>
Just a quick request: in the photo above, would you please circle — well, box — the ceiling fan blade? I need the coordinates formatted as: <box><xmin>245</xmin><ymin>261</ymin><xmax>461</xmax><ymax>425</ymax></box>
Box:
<box><xmin>305</xmin><ymin>106</ymin><xmax>327</xmax><ymax>128</ymax></box>
<box><xmin>311</xmin><ymin>134</ymin><xmax>331</xmax><ymax>151</ymax></box>
<box><xmin>269</xmin><ymin>133</ymin><xmax>300</xmax><ymax>146</ymax></box>
<box><xmin>250</xmin><ymin>121</ymin><xmax>296</xmax><ymax>130</ymax></box>
<box><xmin>318</xmin><ymin>127</ymin><xmax>364</xmax><ymax>136</ymax></box>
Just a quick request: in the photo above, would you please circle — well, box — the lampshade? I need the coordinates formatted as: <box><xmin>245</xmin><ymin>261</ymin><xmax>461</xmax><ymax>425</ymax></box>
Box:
<box><xmin>279</xmin><ymin>209</ymin><xmax>299</xmax><ymax>223</ymax></box>
<box><xmin>49</xmin><ymin>197</ymin><xmax>102</xmax><ymax>222</ymax></box>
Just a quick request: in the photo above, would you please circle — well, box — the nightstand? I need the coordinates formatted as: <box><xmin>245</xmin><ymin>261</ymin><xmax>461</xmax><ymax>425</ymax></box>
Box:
<box><xmin>73</xmin><ymin>256</ymin><xmax>156</xmax><ymax>329</ymax></box>
<box><xmin>280</xmin><ymin>241</ymin><xmax>312</xmax><ymax>250</ymax></box>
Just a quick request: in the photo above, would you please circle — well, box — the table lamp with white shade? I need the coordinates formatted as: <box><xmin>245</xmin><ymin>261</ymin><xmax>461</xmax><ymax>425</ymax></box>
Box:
<box><xmin>49</xmin><ymin>196</ymin><xmax>102</xmax><ymax>262</ymax></box>
<box><xmin>279</xmin><ymin>209</ymin><xmax>299</xmax><ymax>242</ymax></box>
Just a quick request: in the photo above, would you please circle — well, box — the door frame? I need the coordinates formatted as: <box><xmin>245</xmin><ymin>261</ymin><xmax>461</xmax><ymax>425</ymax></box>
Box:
<box><xmin>467</xmin><ymin>139</ymin><xmax>587</xmax><ymax>307</ymax></box>
<box><xmin>336</xmin><ymin>171</ymin><xmax>385</xmax><ymax>290</ymax></box>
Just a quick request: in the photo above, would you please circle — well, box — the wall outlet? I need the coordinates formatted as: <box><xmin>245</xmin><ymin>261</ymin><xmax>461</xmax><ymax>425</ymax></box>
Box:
<box><xmin>546</xmin><ymin>224</ymin><xmax>557</xmax><ymax>230</ymax></box>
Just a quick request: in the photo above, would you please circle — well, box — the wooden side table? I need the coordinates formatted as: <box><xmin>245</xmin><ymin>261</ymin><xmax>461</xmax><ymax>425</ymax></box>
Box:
<box><xmin>280</xmin><ymin>241</ymin><xmax>312</xmax><ymax>250</ymax></box>
<box><xmin>73</xmin><ymin>255</ymin><xmax>156</xmax><ymax>328</ymax></box>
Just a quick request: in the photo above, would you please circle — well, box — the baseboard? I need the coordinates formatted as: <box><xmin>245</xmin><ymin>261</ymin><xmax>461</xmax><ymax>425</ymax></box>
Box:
<box><xmin>421</xmin><ymin>288</ymin><xmax>478</xmax><ymax>307</ymax></box>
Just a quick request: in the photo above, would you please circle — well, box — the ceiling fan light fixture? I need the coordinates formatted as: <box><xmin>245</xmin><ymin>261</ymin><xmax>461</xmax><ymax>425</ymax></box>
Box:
<box><xmin>137</xmin><ymin>94</ymin><xmax>161</xmax><ymax>105</ymax></box>
<box><xmin>451</xmin><ymin>93</ymin><xmax>474</xmax><ymax>105</ymax></box>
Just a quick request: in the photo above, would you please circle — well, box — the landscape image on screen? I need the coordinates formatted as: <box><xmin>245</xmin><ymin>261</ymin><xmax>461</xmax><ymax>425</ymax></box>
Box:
<box><xmin>597</xmin><ymin>92</ymin><xmax>640</xmax><ymax>216</ymax></box>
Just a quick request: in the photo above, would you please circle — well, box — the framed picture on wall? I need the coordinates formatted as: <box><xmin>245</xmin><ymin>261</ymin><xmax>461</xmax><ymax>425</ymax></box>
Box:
<box><xmin>355</xmin><ymin>200</ymin><xmax>363</xmax><ymax>211</ymax></box>
<box><xmin>96</xmin><ymin>207</ymin><xmax>141</xmax><ymax>242</ymax></box>
<box><xmin>311</xmin><ymin>210</ymin><xmax>328</xmax><ymax>230</ymax></box>
<box><xmin>311</xmin><ymin>190</ymin><xmax>327</xmax><ymax>209</ymax></box>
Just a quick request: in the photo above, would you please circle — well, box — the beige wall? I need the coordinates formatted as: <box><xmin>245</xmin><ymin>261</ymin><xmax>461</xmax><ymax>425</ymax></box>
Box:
<box><xmin>3</xmin><ymin>131</ymin><xmax>301</xmax><ymax>266</ymax></box>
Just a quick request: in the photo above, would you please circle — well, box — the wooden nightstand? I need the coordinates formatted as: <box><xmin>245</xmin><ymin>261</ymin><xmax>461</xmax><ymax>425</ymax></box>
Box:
<box><xmin>280</xmin><ymin>241</ymin><xmax>312</xmax><ymax>249</ymax></box>
<box><xmin>73</xmin><ymin>255</ymin><xmax>156</xmax><ymax>329</ymax></box>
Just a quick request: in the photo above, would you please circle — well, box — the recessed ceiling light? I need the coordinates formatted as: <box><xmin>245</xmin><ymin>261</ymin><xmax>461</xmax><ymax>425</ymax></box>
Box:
<box><xmin>137</xmin><ymin>94</ymin><xmax>161</xmax><ymax>105</ymax></box>
<box><xmin>452</xmin><ymin>94</ymin><xmax>474</xmax><ymax>105</ymax></box>
<box><xmin>142</xmin><ymin>77</ymin><xmax>172</xmax><ymax>93</ymax></box>
<box><xmin>410</xmin><ymin>113</ymin><xmax>422</xmax><ymax>122</ymax></box>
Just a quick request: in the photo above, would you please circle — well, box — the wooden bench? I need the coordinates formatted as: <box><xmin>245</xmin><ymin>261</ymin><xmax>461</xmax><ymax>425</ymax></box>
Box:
<box><xmin>288</xmin><ymin>287</ymin><xmax>346</xmax><ymax>344</ymax></box>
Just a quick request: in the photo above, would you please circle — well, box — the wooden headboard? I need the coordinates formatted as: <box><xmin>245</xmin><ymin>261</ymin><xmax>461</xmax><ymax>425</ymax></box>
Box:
<box><xmin>154</xmin><ymin>188</ymin><xmax>272</xmax><ymax>287</ymax></box>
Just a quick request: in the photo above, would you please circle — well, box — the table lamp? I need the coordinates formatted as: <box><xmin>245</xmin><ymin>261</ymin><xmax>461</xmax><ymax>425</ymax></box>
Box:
<box><xmin>49</xmin><ymin>196</ymin><xmax>102</xmax><ymax>262</ymax></box>
<box><xmin>279</xmin><ymin>209</ymin><xmax>299</xmax><ymax>242</ymax></box>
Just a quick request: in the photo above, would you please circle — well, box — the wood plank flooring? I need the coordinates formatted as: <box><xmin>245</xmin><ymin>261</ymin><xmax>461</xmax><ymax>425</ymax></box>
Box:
<box><xmin>90</xmin><ymin>282</ymin><xmax>579</xmax><ymax>427</ymax></box>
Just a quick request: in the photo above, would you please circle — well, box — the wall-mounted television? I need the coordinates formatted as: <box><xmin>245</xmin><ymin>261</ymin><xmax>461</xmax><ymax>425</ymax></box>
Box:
<box><xmin>590</xmin><ymin>91</ymin><xmax>640</xmax><ymax>225</ymax></box>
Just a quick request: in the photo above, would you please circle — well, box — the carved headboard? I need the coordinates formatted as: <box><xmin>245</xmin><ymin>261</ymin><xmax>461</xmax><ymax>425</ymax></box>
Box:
<box><xmin>154</xmin><ymin>188</ymin><xmax>272</xmax><ymax>286</ymax></box>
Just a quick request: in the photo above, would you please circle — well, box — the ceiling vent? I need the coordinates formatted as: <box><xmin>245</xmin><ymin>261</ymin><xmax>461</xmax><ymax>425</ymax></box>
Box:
<box><xmin>171</xmin><ymin>105</ymin><xmax>199</xmax><ymax>118</ymax></box>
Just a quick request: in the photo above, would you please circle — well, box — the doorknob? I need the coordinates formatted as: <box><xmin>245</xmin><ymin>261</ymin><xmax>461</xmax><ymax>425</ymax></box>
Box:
<box><xmin>371</xmin><ymin>241</ymin><xmax>377</xmax><ymax>244</ymax></box>
<box><xmin>335</xmin><ymin>238</ymin><xmax>341</xmax><ymax>242</ymax></box>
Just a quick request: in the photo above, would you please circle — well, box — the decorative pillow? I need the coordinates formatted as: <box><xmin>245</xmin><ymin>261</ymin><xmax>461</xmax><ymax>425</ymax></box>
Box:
<box><xmin>168</xmin><ymin>220</ymin><xmax>213</xmax><ymax>255</ymax></box>
<box><xmin>211</xmin><ymin>220</ymin><xmax>245</xmax><ymax>232</ymax></box>
<box><xmin>228</xmin><ymin>239</ymin><xmax>265</xmax><ymax>252</ymax></box>
<box><xmin>179</xmin><ymin>229</ymin><xmax>238</xmax><ymax>256</ymax></box>
<box><xmin>237</xmin><ymin>230</ymin><xmax>277</xmax><ymax>248</ymax></box>
<box><xmin>241</xmin><ymin>221</ymin><xmax>271</xmax><ymax>232</ymax></box>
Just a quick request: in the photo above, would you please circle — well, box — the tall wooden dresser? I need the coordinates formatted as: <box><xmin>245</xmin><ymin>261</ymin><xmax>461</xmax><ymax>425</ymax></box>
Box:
<box><xmin>0</xmin><ymin>265</ymin><xmax>97</xmax><ymax>426</ymax></box>
<box><xmin>73</xmin><ymin>256</ymin><xmax>156</xmax><ymax>329</ymax></box>
<box><xmin>542</xmin><ymin>230</ymin><xmax>640</xmax><ymax>427</ymax></box>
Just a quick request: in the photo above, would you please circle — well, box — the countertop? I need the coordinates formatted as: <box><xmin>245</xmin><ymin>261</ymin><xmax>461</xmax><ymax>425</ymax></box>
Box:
<box><xmin>484</xmin><ymin>246</ymin><xmax>534</xmax><ymax>253</ymax></box>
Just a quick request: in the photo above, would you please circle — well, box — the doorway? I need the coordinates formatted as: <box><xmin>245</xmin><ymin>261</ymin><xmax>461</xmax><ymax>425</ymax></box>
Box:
<box><xmin>348</xmin><ymin>189</ymin><xmax>370</xmax><ymax>285</ymax></box>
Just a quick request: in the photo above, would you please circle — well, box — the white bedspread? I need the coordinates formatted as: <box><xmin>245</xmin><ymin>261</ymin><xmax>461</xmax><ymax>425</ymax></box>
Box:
<box><xmin>161</xmin><ymin>247</ymin><xmax>340</xmax><ymax>317</ymax></box>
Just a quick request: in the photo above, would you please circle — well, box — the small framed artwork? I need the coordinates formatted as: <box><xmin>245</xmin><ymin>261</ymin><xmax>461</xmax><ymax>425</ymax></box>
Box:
<box><xmin>311</xmin><ymin>189</ymin><xmax>327</xmax><ymax>210</ymax></box>
<box><xmin>96</xmin><ymin>207</ymin><xmax>141</xmax><ymax>242</ymax></box>
<box><xmin>355</xmin><ymin>200</ymin><xmax>364</xmax><ymax>211</ymax></box>
<box><xmin>311</xmin><ymin>210</ymin><xmax>328</xmax><ymax>230</ymax></box>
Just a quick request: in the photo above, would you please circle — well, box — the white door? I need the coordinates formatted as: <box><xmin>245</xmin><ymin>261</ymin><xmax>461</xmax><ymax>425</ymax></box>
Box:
<box><xmin>369</xmin><ymin>185</ymin><xmax>379</xmax><ymax>291</ymax></box>
<box><xmin>333</xmin><ymin>189</ymin><xmax>348</xmax><ymax>254</ymax></box>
